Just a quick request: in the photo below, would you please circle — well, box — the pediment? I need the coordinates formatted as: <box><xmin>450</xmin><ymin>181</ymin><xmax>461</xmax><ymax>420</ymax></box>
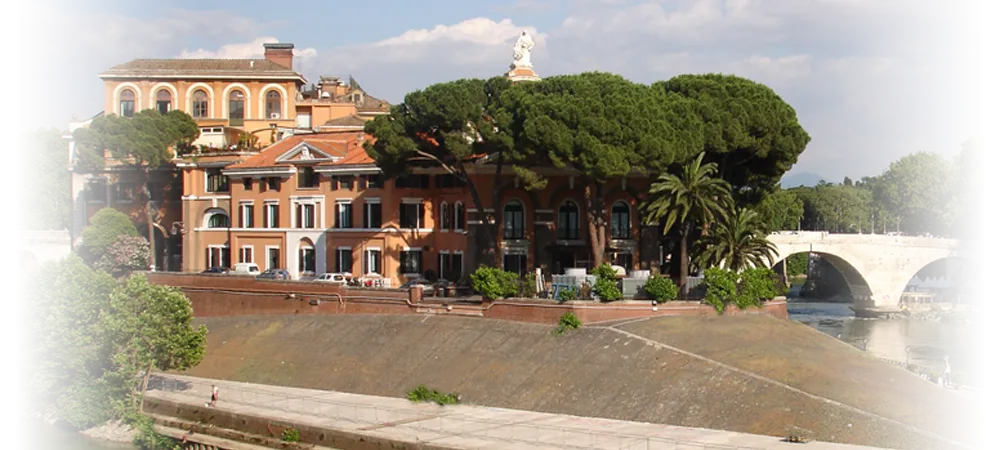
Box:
<box><xmin>275</xmin><ymin>142</ymin><xmax>341</xmax><ymax>163</ymax></box>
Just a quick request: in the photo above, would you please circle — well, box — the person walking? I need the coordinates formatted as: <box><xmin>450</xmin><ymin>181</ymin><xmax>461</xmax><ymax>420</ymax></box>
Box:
<box><xmin>206</xmin><ymin>384</ymin><xmax>219</xmax><ymax>407</ymax></box>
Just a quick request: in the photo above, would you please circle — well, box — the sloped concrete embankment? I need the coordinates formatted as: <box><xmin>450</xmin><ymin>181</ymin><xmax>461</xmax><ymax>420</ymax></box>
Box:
<box><xmin>183</xmin><ymin>314</ymin><xmax>979</xmax><ymax>450</ymax></box>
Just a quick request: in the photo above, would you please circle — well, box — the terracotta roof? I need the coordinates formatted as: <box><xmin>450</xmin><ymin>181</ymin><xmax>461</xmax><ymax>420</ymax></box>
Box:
<box><xmin>100</xmin><ymin>59</ymin><xmax>304</xmax><ymax>80</ymax></box>
<box><xmin>319</xmin><ymin>135</ymin><xmax>376</xmax><ymax>167</ymax></box>
<box><xmin>227</xmin><ymin>134</ymin><xmax>355</xmax><ymax>169</ymax></box>
<box><xmin>322</xmin><ymin>115</ymin><xmax>368</xmax><ymax>128</ymax></box>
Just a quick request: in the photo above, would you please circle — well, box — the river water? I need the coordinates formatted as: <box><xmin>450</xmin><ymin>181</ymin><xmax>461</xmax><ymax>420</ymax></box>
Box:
<box><xmin>43</xmin><ymin>301</ymin><xmax>981</xmax><ymax>448</ymax></box>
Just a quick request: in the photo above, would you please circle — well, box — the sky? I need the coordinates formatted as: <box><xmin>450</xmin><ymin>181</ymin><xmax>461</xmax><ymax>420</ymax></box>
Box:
<box><xmin>15</xmin><ymin>0</ymin><xmax>995</xmax><ymax>183</ymax></box>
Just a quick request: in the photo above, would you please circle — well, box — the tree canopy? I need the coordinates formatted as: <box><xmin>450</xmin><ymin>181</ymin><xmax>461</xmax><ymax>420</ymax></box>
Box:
<box><xmin>871</xmin><ymin>151</ymin><xmax>957</xmax><ymax>236</ymax></box>
<box><xmin>653</xmin><ymin>74</ymin><xmax>811</xmax><ymax>203</ymax></box>
<box><xmin>25</xmin><ymin>128</ymin><xmax>71</xmax><ymax>230</ymax></box>
<box><xmin>73</xmin><ymin>109</ymin><xmax>199</xmax><ymax>171</ymax></box>
<box><xmin>79</xmin><ymin>208</ymin><xmax>139</xmax><ymax>262</ymax></box>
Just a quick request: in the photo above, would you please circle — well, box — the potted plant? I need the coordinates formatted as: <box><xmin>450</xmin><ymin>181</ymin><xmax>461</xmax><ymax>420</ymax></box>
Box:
<box><xmin>951</xmin><ymin>370</ymin><xmax>969</xmax><ymax>391</ymax></box>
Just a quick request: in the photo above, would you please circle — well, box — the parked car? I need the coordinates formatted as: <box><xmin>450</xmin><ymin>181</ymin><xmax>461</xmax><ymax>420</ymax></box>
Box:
<box><xmin>231</xmin><ymin>262</ymin><xmax>261</xmax><ymax>275</ymax></box>
<box><xmin>257</xmin><ymin>268</ymin><xmax>290</xmax><ymax>280</ymax></box>
<box><xmin>314</xmin><ymin>273</ymin><xmax>349</xmax><ymax>285</ymax></box>
<box><xmin>202</xmin><ymin>267</ymin><xmax>228</xmax><ymax>274</ymax></box>
<box><xmin>399</xmin><ymin>278</ymin><xmax>435</xmax><ymax>295</ymax></box>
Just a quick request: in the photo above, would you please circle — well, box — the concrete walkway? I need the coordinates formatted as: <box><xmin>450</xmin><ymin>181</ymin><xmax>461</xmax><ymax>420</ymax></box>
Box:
<box><xmin>145</xmin><ymin>374</ymin><xmax>882</xmax><ymax>450</ymax></box>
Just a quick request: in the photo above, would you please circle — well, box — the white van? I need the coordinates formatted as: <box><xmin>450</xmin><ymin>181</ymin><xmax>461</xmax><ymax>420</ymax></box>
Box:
<box><xmin>231</xmin><ymin>262</ymin><xmax>261</xmax><ymax>275</ymax></box>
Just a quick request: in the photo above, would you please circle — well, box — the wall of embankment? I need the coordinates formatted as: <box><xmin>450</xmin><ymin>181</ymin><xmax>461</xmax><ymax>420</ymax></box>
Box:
<box><xmin>145</xmin><ymin>272</ymin><xmax>787</xmax><ymax>323</ymax></box>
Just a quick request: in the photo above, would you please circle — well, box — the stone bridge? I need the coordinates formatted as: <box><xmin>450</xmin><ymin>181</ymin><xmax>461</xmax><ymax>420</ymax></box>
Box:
<box><xmin>767</xmin><ymin>231</ymin><xmax>963</xmax><ymax>313</ymax></box>
<box><xmin>21</xmin><ymin>230</ymin><xmax>71</xmax><ymax>273</ymax></box>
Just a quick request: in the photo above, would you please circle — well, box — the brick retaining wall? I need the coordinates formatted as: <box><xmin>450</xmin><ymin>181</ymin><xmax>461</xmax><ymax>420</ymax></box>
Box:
<box><xmin>145</xmin><ymin>272</ymin><xmax>787</xmax><ymax>323</ymax></box>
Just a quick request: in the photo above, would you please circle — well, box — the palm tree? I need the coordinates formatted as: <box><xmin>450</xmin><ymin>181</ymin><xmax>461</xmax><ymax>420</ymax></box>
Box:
<box><xmin>695</xmin><ymin>206</ymin><xmax>778</xmax><ymax>272</ymax></box>
<box><xmin>644</xmin><ymin>152</ymin><xmax>732</xmax><ymax>293</ymax></box>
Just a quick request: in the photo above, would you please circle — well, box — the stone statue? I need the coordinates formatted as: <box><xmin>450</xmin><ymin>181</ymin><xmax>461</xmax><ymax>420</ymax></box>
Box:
<box><xmin>512</xmin><ymin>31</ymin><xmax>534</xmax><ymax>67</ymax></box>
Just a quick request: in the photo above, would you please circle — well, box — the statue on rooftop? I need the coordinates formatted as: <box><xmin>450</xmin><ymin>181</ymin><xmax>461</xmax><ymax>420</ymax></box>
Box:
<box><xmin>512</xmin><ymin>31</ymin><xmax>534</xmax><ymax>68</ymax></box>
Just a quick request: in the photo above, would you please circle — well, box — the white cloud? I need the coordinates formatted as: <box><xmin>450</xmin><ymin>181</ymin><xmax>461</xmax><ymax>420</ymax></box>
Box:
<box><xmin>26</xmin><ymin>0</ymin><xmax>992</xmax><ymax>181</ymax></box>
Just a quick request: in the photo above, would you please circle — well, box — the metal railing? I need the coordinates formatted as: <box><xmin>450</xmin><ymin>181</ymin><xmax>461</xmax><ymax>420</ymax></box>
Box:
<box><xmin>150</xmin><ymin>376</ymin><xmax>776</xmax><ymax>450</ymax></box>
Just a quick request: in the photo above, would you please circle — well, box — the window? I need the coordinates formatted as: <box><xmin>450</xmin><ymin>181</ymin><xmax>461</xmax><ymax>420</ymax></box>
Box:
<box><xmin>296</xmin><ymin>203</ymin><xmax>316</xmax><ymax>228</ymax></box>
<box><xmin>611</xmin><ymin>201</ymin><xmax>631</xmax><ymax>239</ymax></box>
<box><xmin>336</xmin><ymin>176</ymin><xmax>353</xmax><ymax>190</ymax></box>
<box><xmin>206</xmin><ymin>168</ymin><xmax>229</xmax><ymax>193</ymax></box>
<box><xmin>454</xmin><ymin>202</ymin><xmax>465</xmax><ymax>231</ymax></box>
<box><xmin>242</xmin><ymin>178</ymin><xmax>252</xmax><ymax>190</ymax></box>
<box><xmin>400</xmin><ymin>250</ymin><xmax>422</xmax><ymax>275</ymax></box>
<box><xmin>335</xmin><ymin>201</ymin><xmax>352</xmax><ymax>228</ymax></box>
<box><xmin>434</xmin><ymin>174</ymin><xmax>465</xmax><ymax>188</ymax></box>
<box><xmin>395</xmin><ymin>174</ymin><xmax>429</xmax><ymax>189</ymax></box>
<box><xmin>503</xmin><ymin>254</ymin><xmax>528</xmax><ymax>276</ymax></box>
<box><xmin>115</xmin><ymin>182</ymin><xmax>135</xmax><ymax>202</ymax></box>
<box><xmin>207</xmin><ymin>213</ymin><xmax>230</xmax><ymax>228</ymax></box>
<box><xmin>399</xmin><ymin>202</ymin><xmax>423</xmax><ymax>229</ymax></box>
<box><xmin>363</xmin><ymin>200</ymin><xmax>382</xmax><ymax>228</ymax></box>
<box><xmin>299</xmin><ymin>245</ymin><xmax>316</xmax><ymax>273</ymax></box>
<box><xmin>503</xmin><ymin>201</ymin><xmax>525</xmax><ymax>239</ymax></box>
<box><xmin>86</xmin><ymin>179</ymin><xmax>106</xmax><ymax>203</ymax></box>
<box><xmin>266</xmin><ymin>247</ymin><xmax>280</xmax><ymax>270</ymax></box>
<box><xmin>362</xmin><ymin>174</ymin><xmax>383</xmax><ymax>189</ymax></box>
<box><xmin>228</xmin><ymin>90</ymin><xmax>245</xmax><ymax>125</ymax></box>
<box><xmin>440</xmin><ymin>202</ymin><xmax>453</xmax><ymax>230</ymax></box>
<box><xmin>266</xmin><ymin>177</ymin><xmax>281</xmax><ymax>191</ymax></box>
<box><xmin>363</xmin><ymin>249</ymin><xmax>382</xmax><ymax>275</ymax></box>
<box><xmin>266</xmin><ymin>90</ymin><xmax>282</xmax><ymax>119</ymax></box>
<box><xmin>265</xmin><ymin>203</ymin><xmax>280</xmax><ymax>228</ymax></box>
<box><xmin>206</xmin><ymin>246</ymin><xmax>230</xmax><ymax>269</ymax></box>
<box><xmin>156</xmin><ymin>89</ymin><xmax>172</xmax><ymax>114</ymax></box>
<box><xmin>335</xmin><ymin>248</ymin><xmax>352</xmax><ymax>273</ymax></box>
<box><xmin>239</xmin><ymin>246</ymin><xmax>253</xmax><ymax>263</ymax></box>
<box><xmin>119</xmin><ymin>89</ymin><xmax>135</xmax><ymax>118</ymax></box>
<box><xmin>297</xmin><ymin>167</ymin><xmax>319</xmax><ymax>189</ymax></box>
<box><xmin>558</xmin><ymin>201</ymin><xmax>581</xmax><ymax>240</ymax></box>
<box><xmin>240</xmin><ymin>203</ymin><xmax>254</xmax><ymax>228</ymax></box>
<box><xmin>439</xmin><ymin>252</ymin><xmax>464</xmax><ymax>281</ymax></box>
<box><xmin>192</xmin><ymin>89</ymin><xmax>208</xmax><ymax>118</ymax></box>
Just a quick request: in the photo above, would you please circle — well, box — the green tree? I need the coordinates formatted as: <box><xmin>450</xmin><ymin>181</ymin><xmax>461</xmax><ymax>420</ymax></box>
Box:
<box><xmin>695</xmin><ymin>207</ymin><xmax>777</xmax><ymax>272</ymax></box>
<box><xmin>79</xmin><ymin>208</ymin><xmax>139</xmax><ymax>263</ymax></box>
<box><xmin>73</xmin><ymin>109</ymin><xmax>199</xmax><ymax>268</ymax></box>
<box><xmin>365</xmin><ymin>78</ymin><xmax>520</xmax><ymax>265</ymax></box>
<box><xmin>102</xmin><ymin>275</ymin><xmax>207</xmax><ymax>411</ymax></box>
<box><xmin>25</xmin><ymin>128</ymin><xmax>72</xmax><ymax>230</ymax></box>
<box><xmin>510</xmin><ymin>72</ymin><xmax>703</xmax><ymax>265</ymax></box>
<box><xmin>653</xmin><ymin>74</ymin><xmax>811</xmax><ymax>204</ymax></box>
<box><xmin>872</xmin><ymin>151</ymin><xmax>958</xmax><ymax>236</ymax></box>
<box><xmin>93</xmin><ymin>235</ymin><xmax>152</xmax><ymax>278</ymax></box>
<box><xmin>944</xmin><ymin>135</ymin><xmax>986</xmax><ymax>239</ymax></box>
<box><xmin>644</xmin><ymin>152</ymin><xmax>733</xmax><ymax>292</ymax></box>
<box><xmin>754</xmin><ymin>187</ymin><xmax>804</xmax><ymax>231</ymax></box>
<box><xmin>29</xmin><ymin>256</ymin><xmax>117</xmax><ymax>428</ymax></box>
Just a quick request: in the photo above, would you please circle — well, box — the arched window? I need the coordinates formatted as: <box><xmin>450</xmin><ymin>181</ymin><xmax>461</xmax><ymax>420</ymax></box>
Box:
<box><xmin>503</xmin><ymin>201</ymin><xmax>525</xmax><ymax>240</ymax></box>
<box><xmin>611</xmin><ymin>201</ymin><xmax>631</xmax><ymax>239</ymax></box>
<box><xmin>191</xmin><ymin>89</ymin><xmax>208</xmax><ymax>118</ymax></box>
<box><xmin>265</xmin><ymin>90</ymin><xmax>282</xmax><ymax>119</ymax></box>
<box><xmin>206</xmin><ymin>212</ymin><xmax>230</xmax><ymax>228</ymax></box>
<box><xmin>228</xmin><ymin>90</ymin><xmax>245</xmax><ymax>124</ymax></box>
<box><xmin>557</xmin><ymin>201</ymin><xmax>580</xmax><ymax>240</ymax></box>
<box><xmin>155</xmin><ymin>89</ymin><xmax>172</xmax><ymax>114</ymax></box>
<box><xmin>440</xmin><ymin>202</ymin><xmax>453</xmax><ymax>230</ymax></box>
<box><xmin>119</xmin><ymin>89</ymin><xmax>136</xmax><ymax>118</ymax></box>
<box><xmin>454</xmin><ymin>202</ymin><xmax>465</xmax><ymax>231</ymax></box>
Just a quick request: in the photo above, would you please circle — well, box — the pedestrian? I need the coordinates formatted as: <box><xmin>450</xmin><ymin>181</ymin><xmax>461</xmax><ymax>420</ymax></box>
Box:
<box><xmin>943</xmin><ymin>356</ymin><xmax>952</xmax><ymax>387</ymax></box>
<box><xmin>206</xmin><ymin>384</ymin><xmax>219</xmax><ymax>407</ymax></box>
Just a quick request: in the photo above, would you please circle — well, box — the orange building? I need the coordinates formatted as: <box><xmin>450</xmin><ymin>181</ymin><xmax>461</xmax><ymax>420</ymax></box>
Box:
<box><xmin>69</xmin><ymin>42</ymin><xmax>390</xmax><ymax>270</ymax></box>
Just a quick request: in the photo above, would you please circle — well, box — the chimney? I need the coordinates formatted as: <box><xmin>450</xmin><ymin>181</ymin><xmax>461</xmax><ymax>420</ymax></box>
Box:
<box><xmin>263</xmin><ymin>43</ymin><xmax>294</xmax><ymax>69</ymax></box>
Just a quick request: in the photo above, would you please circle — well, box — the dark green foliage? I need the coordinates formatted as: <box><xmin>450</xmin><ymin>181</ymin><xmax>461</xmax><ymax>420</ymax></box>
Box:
<box><xmin>703</xmin><ymin>268</ymin><xmax>739</xmax><ymax>313</ymax></box>
<box><xmin>785</xmin><ymin>253</ymin><xmax>809</xmax><ymax>276</ymax></box>
<box><xmin>470</xmin><ymin>266</ymin><xmax>519</xmax><ymax>300</ymax></box>
<box><xmin>694</xmin><ymin>207</ymin><xmax>777</xmax><ymax>272</ymax></box>
<box><xmin>703</xmin><ymin>267</ymin><xmax>781</xmax><ymax>314</ymax></box>
<box><xmin>591</xmin><ymin>263</ymin><xmax>622</xmax><ymax>302</ymax></box>
<box><xmin>755</xmin><ymin>188</ymin><xmax>804</xmax><ymax>232</ymax></box>
<box><xmin>643</xmin><ymin>276</ymin><xmax>679</xmax><ymax>303</ymax></box>
<box><xmin>408</xmin><ymin>385</ymin><xmax>460</xmax><ymax>405</ymax></box>
<box><xmin>130</xmin><ymin>414</ymin><xmax>178</xmax><ymax>449</ymax></box>
<box><xmin>79</xmin><ymin>208</ymin><xmax>139</xmax><ymax>262</ymax></box>
<box><xmin>25</xmin><ymin>128</ymin><xmax>72</xmax><ymax>230</ymax></box>
<box><xmin>557</xmin><ymin>286</ymin><xmax>579</xmax><ymax>302</ymax></box>
<box><xmin>552</xmin><ymin>312</ymin><xmax>582</xmax><ymax>335</ymax></box>
<box><xmin>280</xmin><ymin>428</ymin><xmax>301</xmax><ymax>442</ymax></box>
<box><xmin>73</xmin><ymin>109</ymin><xmax>200</xmax><ymax>171</ymax></box>
<box><xmin>653</xmin><ymin>74</ymin><xmax>811</xmax><ymax>197</ymax></box>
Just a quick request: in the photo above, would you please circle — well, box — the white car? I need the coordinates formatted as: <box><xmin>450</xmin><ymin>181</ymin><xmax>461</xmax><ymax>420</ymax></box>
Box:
<box><xmin>314</xmin><ymin>273</ymin><xmax>348</xmax><ymax>285</ymax></box>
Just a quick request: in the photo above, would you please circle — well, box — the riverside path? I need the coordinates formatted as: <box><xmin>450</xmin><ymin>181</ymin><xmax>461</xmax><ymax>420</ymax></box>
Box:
<box><xmin>145</xmin><ymin>374</ymin><xmax>881</xmax><ymax>450</ymax></box>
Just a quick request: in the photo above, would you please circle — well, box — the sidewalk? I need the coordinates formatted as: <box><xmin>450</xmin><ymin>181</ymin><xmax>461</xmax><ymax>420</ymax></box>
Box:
<box><xmin>146</xmin><ymin>374</ymin><xmax>881</xmax><ymax>450</ymax></box>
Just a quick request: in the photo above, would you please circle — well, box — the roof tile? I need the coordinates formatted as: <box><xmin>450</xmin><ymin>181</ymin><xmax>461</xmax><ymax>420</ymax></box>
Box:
<box><xmin>101</xmin><ymin>59</ymin><xmax>303</xmax><ymax>79</ymax></box>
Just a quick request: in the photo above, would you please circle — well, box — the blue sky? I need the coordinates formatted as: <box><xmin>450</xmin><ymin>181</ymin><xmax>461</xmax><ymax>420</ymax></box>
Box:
<box><xmin>22</xmin><ymin>0</ymin><xmax>992</xmax><ymax>183</ymax></box>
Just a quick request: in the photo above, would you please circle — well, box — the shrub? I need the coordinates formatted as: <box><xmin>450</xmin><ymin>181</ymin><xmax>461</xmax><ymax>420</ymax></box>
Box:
<box><xmin>79</xmin><ymin>208</ymin><xmax>139</xmax><ymax>262</ymax></box>
<box><xmin>591</xmin><ymin>263</ymin><xmax>622</xmax><ymax>302</ymax></box>
<box><xmin>703</xmin><ymin>268</ymin><xmax>738</xmax><ymax>314</ymax></box>
<box><xmin>703</xmin><ymin>267</ymin><xmax>781</xmax><ymax>313</ymax></box>
<box><xmin>281</xmin><ymin>428</ymin><xmax>301</xmax><ymax>442</ymax></box>
<box><xmin>557</xmin><ymin>286</ymin><xmax>579</xmax><ymax>302</ymax></box>
<box><xmin>552</xmin><ymin>312</ymin><xmax>582</xmax><ymax>335</ymax></box>
<box><xmin>519</xmin><ymin>271</ymin><xmax>538</xmax><ymax>298</ymax></box>
<box><xmin>408</xmin><ymin>385</ymin><xmax>460</xmax><ymax>405</ymax></box>
<box><xmin>470</xmin><ymin>266</ymin><xmax>519</xmax><ymax>300</ymax></box>
<box><xmin>643</xmin><ymin>276</ymin><xmax>679</xmax><ymax>303</ymax></box>
<box><xmin>93</xmin><ymin>235</ymin><xmax>151</xmax><ymax>277</ymax></box>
